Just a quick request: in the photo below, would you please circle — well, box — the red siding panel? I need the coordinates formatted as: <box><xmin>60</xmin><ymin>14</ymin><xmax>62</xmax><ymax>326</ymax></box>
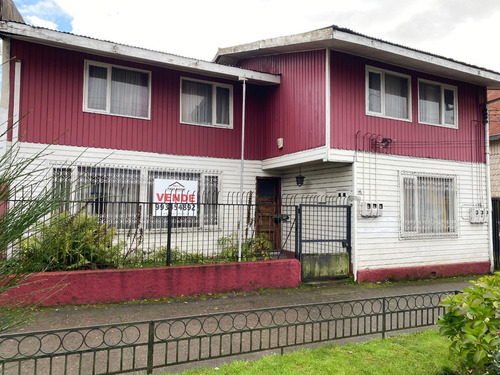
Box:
<box><xmin>239</xmin><ymin>50</ymin><xmax>326</xmax><ymax>159</ymax></box>
<box><xmin>10</xmin><ymin>39</ymin><xmax>485</xmax><ymax>164</ymax></box>
<box><xmin>330</xmin><ymin>51</ymin><xmax>485</xmax><ymax>162</ymax></box>
<box><xmin>10</xmin><ymin>40</ymin><xmax>263</xmax><ymax>160</ymax></box>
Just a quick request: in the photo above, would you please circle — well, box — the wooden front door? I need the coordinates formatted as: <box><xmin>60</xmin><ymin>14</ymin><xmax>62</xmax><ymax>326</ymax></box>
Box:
<box><xmin>256</xmin><ymin>177</ymin><xmax>281</xmax><ymax>250</ymax></box>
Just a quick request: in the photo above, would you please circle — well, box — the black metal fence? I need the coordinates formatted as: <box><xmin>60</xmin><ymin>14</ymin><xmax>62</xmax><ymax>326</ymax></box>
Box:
<box><xmin>5</xmin><ymin>192</ymin><xmax>351</xmax><ymax>269</ymax></box>
<box><xmin>0</xmin><ymin>291</ymin><xmax>457</xmax><ymax>374</ymax></box>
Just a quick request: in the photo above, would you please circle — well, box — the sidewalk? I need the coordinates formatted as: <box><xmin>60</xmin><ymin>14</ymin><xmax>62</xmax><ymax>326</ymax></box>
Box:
<box><xmin>14</xmin><ymin>277</ymin><xmax>473</xmax><ymax>334</ymax></box>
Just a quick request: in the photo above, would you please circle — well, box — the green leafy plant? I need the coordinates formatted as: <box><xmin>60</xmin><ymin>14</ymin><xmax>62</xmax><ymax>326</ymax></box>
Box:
<box><xmin>487</xmin><ymin>350</ymin><xmax>500</xmax><ymax>375</ymax></box>
<box><xmin>217</xmin><ymin>232</ymin><xmax>273</xmax><ymax>261</ymax></box>
<box><xmin>0</xmin><ymin>121</ymin><xmax>82</xmax><ymax>332</ymax></box>
<box><xmin>18</xmin><ymin>210</ymin><xmax>123</xmax><ymax>271</ymax></box>
<box><xmin>437</xmin><ymin>272</ymin><xmax>500</xmax><ymax>374</ymax></box>
<box><xmin>152</xmin><ymin>247</ymin><xmax>205</xmax><ymax>265</ymax></box>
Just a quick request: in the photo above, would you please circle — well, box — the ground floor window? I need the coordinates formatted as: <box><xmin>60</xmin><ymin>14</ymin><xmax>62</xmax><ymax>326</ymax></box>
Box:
<box><xmin>51</xmin><ymin>165</ymin><xmax>219</xmax><ymax>230</ymax></box>
<box><xmin>400</xmin><ymin>171</ymin><xmax>457</xmax><ymax>238</ymax></box>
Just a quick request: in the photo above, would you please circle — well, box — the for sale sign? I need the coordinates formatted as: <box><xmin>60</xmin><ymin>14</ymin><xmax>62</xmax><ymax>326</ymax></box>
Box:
<box><xmin>153</xmin><ymin>179</ymin><xmax>198</xmax><ymax>217</ymax></box>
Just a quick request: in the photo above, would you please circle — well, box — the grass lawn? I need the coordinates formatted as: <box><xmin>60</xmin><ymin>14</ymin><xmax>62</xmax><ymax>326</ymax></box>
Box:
<box><xmin>175</xmin><ymin>329</ymin><xmax>458</xmax><ymax>375</ymax></box>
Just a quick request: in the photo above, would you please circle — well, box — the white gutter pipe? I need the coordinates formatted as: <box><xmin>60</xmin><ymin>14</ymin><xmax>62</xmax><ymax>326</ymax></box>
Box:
<box><xmin>324</xmin><ymin>48</ymin><xmax>331</xmax><ymax>161</ymax></box>
<box><xmin>237</xmin><ymin>76</ymin><xmax>247</xmax><ymax>262</ymax></box>
<box><xmin>12</xmin><ymin>59</ymin><xmax>21</xmax><ymax>143</ymax></box>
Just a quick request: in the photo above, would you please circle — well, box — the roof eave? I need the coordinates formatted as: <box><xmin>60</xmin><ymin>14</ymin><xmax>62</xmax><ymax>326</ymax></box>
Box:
<box><xmin>215</xmin><ymin>26</ymin><xmax>500</xmax><ymax>90</ymax></box>
<box><xmin>0</xmin><ymin>21</ymin><xmax>280</xmax><ymax>85</ymax></box>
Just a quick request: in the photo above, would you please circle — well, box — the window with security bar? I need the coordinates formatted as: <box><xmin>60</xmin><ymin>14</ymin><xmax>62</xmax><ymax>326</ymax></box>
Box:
<box><xmin>147</xmin><ymin>170</ymin><xmax>219</xmax><ymax>229</ymax></box>
<box><xmin>53</xmin><ymin>168</ymin><xmax>72</xmax><ymax>213</ymax></box>
<box><xmin>400</xmin><ymin>172</ymin><xmax>457</xmax><ymax>238</ymax></box>
<box><xmin>76</xmin><ymin>166</ymin><xmax>141</xmax><ymax>229</ymax></box>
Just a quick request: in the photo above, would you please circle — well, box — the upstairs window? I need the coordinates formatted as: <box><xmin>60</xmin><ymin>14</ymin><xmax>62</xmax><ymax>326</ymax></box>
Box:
<box><xmin>418</xmin><ymin>80</ymin><xmax>457</xmax><ymax>128</ymax></box>
<box><xmin>181</xmin><ymin>78</ymin><xmax>233</xmax><ymax>128</ymax></box>
<box><xmin>366</xmin><ymin>67</ymin><xmax>411</xmax><ymax>121</ymax></box>
<box><xmin>84</xmin><ymin>61</ymin><xmax>151</xmax><ymax>119</ymax></box>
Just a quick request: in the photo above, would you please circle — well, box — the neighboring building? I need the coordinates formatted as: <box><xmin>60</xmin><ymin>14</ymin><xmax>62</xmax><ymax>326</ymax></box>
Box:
<box><xmin>489</xmin><ymin>90</ymin><xmax>500</xmax><ymax>197</ymax></box>
<box><xmin>488</xmin><ymin>89</ymin><xmax>500</xmax><ymax>270</ymax></box>
<box><xmin>1</xmin><ymin>16</ymin><xmax>500</xmax><ymax>281</ymax></box>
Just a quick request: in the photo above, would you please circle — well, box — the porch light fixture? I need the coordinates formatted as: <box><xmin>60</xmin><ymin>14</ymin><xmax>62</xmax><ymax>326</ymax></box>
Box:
<box><xmin>296</xmin><ymin>168</ymin><xmax>305</xmax><ymax>187</ymax></box>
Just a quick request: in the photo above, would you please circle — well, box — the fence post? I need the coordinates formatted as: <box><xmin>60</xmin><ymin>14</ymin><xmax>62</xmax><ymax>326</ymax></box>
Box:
<box><xmin>166</xmin><ymin>203</ymin><xmax>172</xmax><ymax>266</ymax></box>
<box><xmin>295</xmin><ymin>205</ymin><xmax>301</xmax><ymax>260</ymax></box>
<box><xmin>146</xmin><ymin>321</ymin><xmax>155</xmax><ymax>374</ymax></box>
<box><xmin>382</xmin><ymin>297</ymin><xmax>386</xmax><ymax>339</ymax></box>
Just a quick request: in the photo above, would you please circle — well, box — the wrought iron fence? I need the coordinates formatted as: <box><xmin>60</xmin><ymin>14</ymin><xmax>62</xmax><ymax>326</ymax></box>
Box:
<box><xmin>5</xmin><ymin>189</ymin><xmax>351</xmax><ymax>269</ymax></box>
<box><xmin>0</xmin><ymin>290</ymin><xmax>457</xmax><ymax>374</ymax></box>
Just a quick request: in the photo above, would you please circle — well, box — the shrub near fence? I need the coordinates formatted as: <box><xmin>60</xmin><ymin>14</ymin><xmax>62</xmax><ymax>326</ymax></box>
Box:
<box><xmin>7</xmin><ymin>190</ymin><xmax>350</xmax><ymax>270</ymax></box>
<box><xmin>8</xmin><ymin>199</ymin><xmax>296</xmax><ymax>269</ymax></box>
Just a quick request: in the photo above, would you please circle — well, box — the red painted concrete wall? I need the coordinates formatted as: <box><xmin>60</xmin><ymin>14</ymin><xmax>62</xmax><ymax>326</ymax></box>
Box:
<box><xmin>2</xmin><ymin>259</ymin><xmax>301</xmax><ymax>307</ymax></box>
<box><xmin>356</xmin><ymin>261</ymin><xmax>490</xmax><ymax>283</ymax></box>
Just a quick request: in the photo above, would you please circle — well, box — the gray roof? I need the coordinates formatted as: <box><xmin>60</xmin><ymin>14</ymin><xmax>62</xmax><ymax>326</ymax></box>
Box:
<box><xmin>0</xmin><ymin>21</ymin><xmax>280</xmax><ymax>85</ymax></box>
<box><xmin>215</xmin><ymin>25</ymin><xmax>500</xmax><ymax>90</ymax></box>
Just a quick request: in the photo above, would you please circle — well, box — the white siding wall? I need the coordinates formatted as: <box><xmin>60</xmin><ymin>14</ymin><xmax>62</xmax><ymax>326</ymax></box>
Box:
<box><xmin>16</xmin><ymin>143</ymin><xmax>272</xmax><ymax>198</ymax></box>
<box><xmin>354</xmin><ymin>152</ymin><xmax>490</xmax><ymax>271</ymax></box>
<box><xmin>14</xmin><ymin>143</ymin><xmax>490</xmax><ymax>270</ymax></box>
<box><xmin>14</xmin><ymin>143</ymin><xmax>274</xmax><ymax>256</ymax></box>
<box><xmin>277</xmin><ymin>163</ymin><xmax>354</xmax><ymax>255</ymax></box>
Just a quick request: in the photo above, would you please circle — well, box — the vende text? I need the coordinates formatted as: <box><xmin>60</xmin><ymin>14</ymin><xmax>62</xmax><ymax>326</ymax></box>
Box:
<box><xmin>155</xmin><ymin>193</ymin><xmax>196</xmax><ymax>203</ymax></box>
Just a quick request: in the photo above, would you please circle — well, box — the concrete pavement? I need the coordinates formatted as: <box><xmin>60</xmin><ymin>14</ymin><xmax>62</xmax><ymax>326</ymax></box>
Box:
<box><xmin>14</xmin><ymin>277</ymin><xmax>473</xmax><ymax>334</ymax></box>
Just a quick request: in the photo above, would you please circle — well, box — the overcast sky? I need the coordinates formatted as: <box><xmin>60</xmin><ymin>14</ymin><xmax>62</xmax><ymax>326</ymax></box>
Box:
<box><xmin>12</xmin><ymin>0</ymin><xmax>500</xmax><ymax>72</ymax></box>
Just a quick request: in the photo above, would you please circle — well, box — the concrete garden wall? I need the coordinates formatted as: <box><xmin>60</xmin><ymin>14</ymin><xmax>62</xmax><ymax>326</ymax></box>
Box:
<box><xmin>3</xmin><ymin>259</ymin><xmax>301</xmax><ymax>306</ymax></box>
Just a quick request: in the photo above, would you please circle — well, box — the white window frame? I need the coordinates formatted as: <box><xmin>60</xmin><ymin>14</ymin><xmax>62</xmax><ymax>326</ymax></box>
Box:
<box><xmin>418</xmin><ymin>79</ymin><xmax>458</xmax><ymax>129</ymax></box>
<box><xmin>399</xmin><ymin>171</ymin><xmax>458</xmax><ymax>239</ymax></box>
<box><xmin>365</xmin><ymin>66</ymin><xmax>412</xmax><ymax>122</ymax></box>
<box><xmin>83</xmin><ymin>60</ymin><xmax>152</xmax><ymax>120</ymax></box>
<box><xmin>180</xmin><ymin>77</ymin><xmax>233</xmax><ymax>129</ymax></box>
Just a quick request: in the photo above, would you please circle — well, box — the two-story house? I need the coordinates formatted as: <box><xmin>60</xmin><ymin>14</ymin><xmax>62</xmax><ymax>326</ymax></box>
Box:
<box><xmin>1</xmin><ymin>15</ymin><xmax>499</xmax><ymax>281</ymax></box>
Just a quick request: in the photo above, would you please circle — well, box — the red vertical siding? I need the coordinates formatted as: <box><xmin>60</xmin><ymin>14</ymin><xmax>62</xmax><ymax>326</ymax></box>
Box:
<box><xmin>330</xmin><ymin>51</ymin><xmax>485</xmax><ymax>162</ymax></box>
<box><xmin>10</xmin><ymin>39</ymin><xmax>486</xmax><ymax>164</ymax></box>
<box><xmin>238</xmin><ymin>50</ymin><xmax>326</xmax><ymax>159</ymax></box>
<box><xmin>10</xmin><ymin>40</ymin><xmax>263</xmax><ymax>160</ymax></box>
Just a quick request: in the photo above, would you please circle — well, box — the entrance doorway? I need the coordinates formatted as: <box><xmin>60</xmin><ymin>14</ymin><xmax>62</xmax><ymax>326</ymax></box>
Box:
<box><xmin>255</xmin><ymin>177</ymin><xmax>281</xmax><ymax>250</ymax></box>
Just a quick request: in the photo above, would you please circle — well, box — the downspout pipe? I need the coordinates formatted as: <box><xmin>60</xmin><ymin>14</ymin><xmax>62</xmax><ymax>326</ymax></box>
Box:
<box><xmin>324</xmin><ymin>48</ymin><xmax>331</xmax><ymax>162</ymax></box>
<box><xmin>237</xmin><ymin>76</ymin><xmax>247</xmax><ymax>262</ymax></box>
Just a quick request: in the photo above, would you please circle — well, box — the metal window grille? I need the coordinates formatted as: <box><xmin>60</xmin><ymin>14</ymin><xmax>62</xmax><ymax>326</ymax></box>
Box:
<box><xmin>147</xmin><ymin>170</ymin><xmax>202</xmax><ymax>229</ymax></box>
<box><xmin>203</xmin><ymin>175</ymin><xmax>219</xmax><ymax>225</ymax></box>
<box><xmin>52</xmin><ymin>168</ymin><xmax>72</xmax><ymax>213</ymax></box>
<box><xmin>401</xmin><ymin>172</ymin><xmax>457</xmax><ymax>238</ymax></box>
<box><xmin>76</xmin><ymin>166</ymin><xmax>141</xmax><ymax>229</ymax></box>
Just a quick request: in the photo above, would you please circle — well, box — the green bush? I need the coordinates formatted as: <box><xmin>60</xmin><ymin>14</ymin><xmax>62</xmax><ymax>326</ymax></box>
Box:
<box><xmin>19</xmin><ymin>211</ymin><xmax>123</xmax><ymax>271</ymax></box>
<box><xmin>150</xmin><ymin>247</ymin><xmax>205</xmax><ymax>266</ymax></box>
<box><xmin>437</xmin><ymin>272</ymin><xmax>500</xmax><ymax>374</ymax></box>
<box><xmin>217</xmin><ymin>232</ymin><xmax>273</xmax><ymax>261</ymax></box>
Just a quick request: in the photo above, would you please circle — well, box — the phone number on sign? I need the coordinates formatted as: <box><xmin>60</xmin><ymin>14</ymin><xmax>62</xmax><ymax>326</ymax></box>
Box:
<box><xmin>155</xmin><ymin>203</ymin><xmax>196</xmax><ymax>212</ymax></box>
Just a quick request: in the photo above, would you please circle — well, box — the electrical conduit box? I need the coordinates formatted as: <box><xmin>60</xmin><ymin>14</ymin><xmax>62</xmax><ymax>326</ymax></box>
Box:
<box><xmin>469</xmin><ymin>205</ymin><xmax>488</xmax><ymax>224</ymax></box>
<box><xmin>360</xmin><ymin>202</ymin><xmax>384</xmax><ymax>217</ymax></box>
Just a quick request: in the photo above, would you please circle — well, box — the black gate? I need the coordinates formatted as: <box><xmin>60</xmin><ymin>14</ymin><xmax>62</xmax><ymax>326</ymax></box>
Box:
<box><xmin>492</xmin><ymin>198</ymin><xmax>500</xmax><ymax>270</ymax></box>
<box><xmin>295</xmin><ymin>204</ymin><xmax>352</xmax><ymax>280</ymax></box>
